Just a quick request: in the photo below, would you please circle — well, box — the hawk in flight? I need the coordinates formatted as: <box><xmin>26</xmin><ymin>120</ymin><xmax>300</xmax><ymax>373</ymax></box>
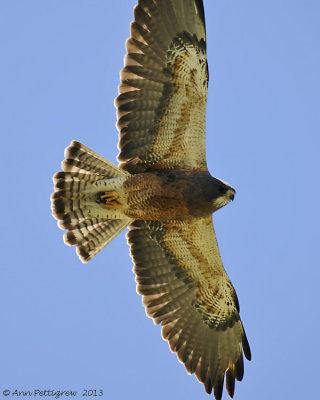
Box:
<box><xmin>51</xmin><ymin>1</ymin><xmax>251</xmax><ymax>398</ymax></box>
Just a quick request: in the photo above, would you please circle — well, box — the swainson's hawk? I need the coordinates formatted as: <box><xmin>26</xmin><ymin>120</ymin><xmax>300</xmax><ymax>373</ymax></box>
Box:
<box><xmin>51</xmin><ymin>1</ymin><xmax>251</xmax><ymax>399</ymax></box>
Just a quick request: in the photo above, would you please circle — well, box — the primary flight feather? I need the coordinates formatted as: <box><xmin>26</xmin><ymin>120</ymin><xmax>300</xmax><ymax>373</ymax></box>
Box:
<box><xmin>51</xmin><ymin>1</ymin><xmax>251</xmax><ymax>399</ymax></box>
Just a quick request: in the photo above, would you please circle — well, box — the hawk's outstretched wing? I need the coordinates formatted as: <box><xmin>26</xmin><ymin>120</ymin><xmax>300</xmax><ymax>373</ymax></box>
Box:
<box><xmin>127</xmin><ymin>217</ymin><xmax>251</xmax><ymax>399</ymax></box>
<box><xmin>115</xmin><ymin>0</ymin><xmax>208</xmax><ymax>173</ymax></box>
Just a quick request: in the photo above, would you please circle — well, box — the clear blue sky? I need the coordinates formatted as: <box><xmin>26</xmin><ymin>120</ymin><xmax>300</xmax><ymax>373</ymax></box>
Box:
<box><xmin>1</xmin><ymin>1</ymin><xmax>319</xmax><ymax>399</ymax></box>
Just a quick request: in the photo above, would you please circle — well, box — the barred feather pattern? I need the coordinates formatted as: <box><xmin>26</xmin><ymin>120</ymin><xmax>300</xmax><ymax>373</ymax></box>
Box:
<box><xmin>51</xmin><ymin>141</ymin><xmax>133</xmax><ymax>262</ymax></box>
<box><xmin>115</xmin><ymin>0</ymin><xmax>208</xmax><ymax>173</ymax></box>
<box><xmin>127</xmin><ymin>218</ymin><xmax>251</xmax><ymax>400</ymax></box>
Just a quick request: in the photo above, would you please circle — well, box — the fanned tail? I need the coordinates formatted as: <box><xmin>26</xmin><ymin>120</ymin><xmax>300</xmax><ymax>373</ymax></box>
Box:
<box><xmin>51</xmin><ymin>141</ymin><xmax>133</xmax><ymax>263</ymax></box>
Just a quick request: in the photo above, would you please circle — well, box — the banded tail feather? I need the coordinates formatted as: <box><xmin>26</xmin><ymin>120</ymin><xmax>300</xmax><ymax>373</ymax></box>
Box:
<box><xmin>51</xmin><ymin>141</ymin><xmax>133</xmax><ymax>263</ymax></box>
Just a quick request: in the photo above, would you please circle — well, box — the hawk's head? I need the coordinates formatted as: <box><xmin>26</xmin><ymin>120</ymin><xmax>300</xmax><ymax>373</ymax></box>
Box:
<box><xmin>184</xmin><ymin>172</ymin><xmax>235</xmax><ymax>217</ymax></box>
<box><xmin>210</xmin><ymin>177</ymin><xmax>236</xmax><ymax>212</ymax></box>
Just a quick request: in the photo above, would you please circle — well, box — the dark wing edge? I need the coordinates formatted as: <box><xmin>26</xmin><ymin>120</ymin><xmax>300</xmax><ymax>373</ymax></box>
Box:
<box><xmin>127</xmin><ymin>218</ymin><xmax>251</xmax><ymax>400</ymax></box>
<box><xmin>115</xmin><ymin>0</ymin><xmax>208</xmax><ymax>173</ymax></box>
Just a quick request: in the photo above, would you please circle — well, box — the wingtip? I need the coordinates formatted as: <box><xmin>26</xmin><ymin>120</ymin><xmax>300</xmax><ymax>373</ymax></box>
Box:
<box><xmin>226</xmin><ymin>366</ymin><xmax>235</xmax><ymax>398</ymax></box>
<box><xmin>242</xmin><ymin>333</ymin><xmax>251</xmax><ymax>361</ymax></box>
<box><xmin>213</xmin><ymin>374</ymin><xmax>224</xmax><ymax>400</ymax></box>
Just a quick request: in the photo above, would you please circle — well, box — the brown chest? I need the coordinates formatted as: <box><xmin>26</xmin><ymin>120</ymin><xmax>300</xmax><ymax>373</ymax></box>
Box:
<box><xmin>122</xmin><ymin>172</ymin><xmax>191</xmax><ymax>220</ymax></box>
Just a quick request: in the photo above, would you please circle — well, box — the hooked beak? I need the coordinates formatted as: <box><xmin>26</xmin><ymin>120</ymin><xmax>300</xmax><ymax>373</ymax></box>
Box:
<box><xmin>229</xmin><ymin>189</ymin><xmax>236</xmax><ymax>201</ymax></box>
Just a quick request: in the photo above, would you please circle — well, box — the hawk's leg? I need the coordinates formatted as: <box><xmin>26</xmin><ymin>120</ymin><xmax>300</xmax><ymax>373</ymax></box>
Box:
<box><xmin>97</xmin><ymin>191</ymin><xmax>122</xmax><ymax>208</ymax></box>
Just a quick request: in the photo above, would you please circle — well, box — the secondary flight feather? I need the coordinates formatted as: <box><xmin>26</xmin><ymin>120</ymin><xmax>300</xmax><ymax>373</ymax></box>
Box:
<box><xmin>51</xmin><ymin>1</ymin><xmax>251</xmax><ymax>399</ymax></box>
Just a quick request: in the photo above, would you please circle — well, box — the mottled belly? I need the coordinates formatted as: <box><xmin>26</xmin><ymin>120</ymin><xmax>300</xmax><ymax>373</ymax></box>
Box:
<box><xmin>122</xmin><ymin>172</ymin><xmax>191</xmax><ymax>220</ymax></box>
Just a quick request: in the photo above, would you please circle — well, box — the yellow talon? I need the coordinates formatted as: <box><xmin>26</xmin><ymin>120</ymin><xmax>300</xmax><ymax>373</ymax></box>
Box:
<box><xmin>100</xmin><ymin>191</ymin><xmax>119</xmax><ymax>201</ymax></box>
<box><xmin>97</xmin><ymin>191</ymin><xmax>122</xmax><ymax>208</ymax></box>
